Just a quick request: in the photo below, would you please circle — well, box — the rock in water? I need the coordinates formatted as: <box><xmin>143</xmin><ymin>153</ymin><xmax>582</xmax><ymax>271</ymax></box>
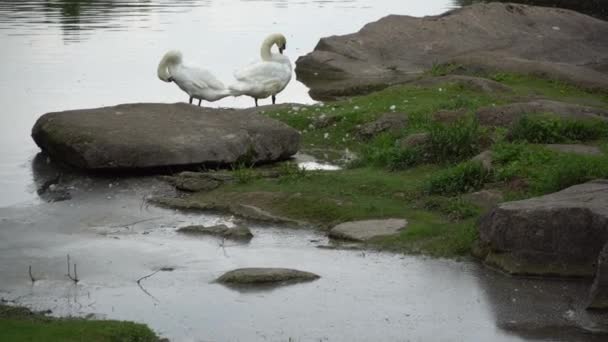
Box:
<box><xmin>31</xmin><ymin>103</ymin><xmax>300</xmax><ymax>170</ymax></box>
<box><xmin>329</xmin><ymin>219</ymin><xmax>407</xmax><ymax>242</ymax></box>
<box><xmin>177</xmin><ymin>224</ymin><xmax>253</xmax><ymax>241</ymax></box>
<box><xmin>216</xmin><ymin>268</ymin><xmax>320</xmax><ymax>287</ymax></box>
<box><xmin>296</xmin><ymin>3</ymin><xmax>608</xmax><ymax>99</ymax></box>
<box><xmin>477</xmin><ymin>180</ymin><xmax>608</xmax><ymax>278</ymax></box>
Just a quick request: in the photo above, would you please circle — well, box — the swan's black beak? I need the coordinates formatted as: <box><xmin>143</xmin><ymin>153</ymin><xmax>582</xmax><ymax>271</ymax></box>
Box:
<box><xmin>167</xmin><ymin>77</ymin><xmax>174</xmax><ymax>83</ymax></box>
<box><xmin>279</xmin><ymin>45</ymin><xmax>285</xmax><ymax>54</ymax></box>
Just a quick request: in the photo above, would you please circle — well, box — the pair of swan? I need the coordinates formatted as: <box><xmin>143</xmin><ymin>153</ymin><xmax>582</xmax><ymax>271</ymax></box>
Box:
<box><xmin>157</xmin><ymin>33</ymin><xmax>292</xmax><ymax>107</ymax></box>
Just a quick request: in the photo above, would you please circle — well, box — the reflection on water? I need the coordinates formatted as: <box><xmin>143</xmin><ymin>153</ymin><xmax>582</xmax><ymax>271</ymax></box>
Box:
<box><xmin>0</xmin><ymin>1</ymin><xmax>205</xmax><ymax>41</ymax></box>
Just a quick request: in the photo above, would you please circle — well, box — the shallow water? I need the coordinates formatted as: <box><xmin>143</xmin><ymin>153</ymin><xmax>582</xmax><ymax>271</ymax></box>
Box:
<box><xmin>1</xmin><ymin>173</ymin><xmax>607</xmax><ymax>341</ymax></box>
<box><xmin>1</xmin><ymin>1</ymin><xmax>607</xmax><ymax>341</ymax></box>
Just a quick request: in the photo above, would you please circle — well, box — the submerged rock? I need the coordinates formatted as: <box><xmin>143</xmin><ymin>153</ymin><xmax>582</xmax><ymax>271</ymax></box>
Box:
<box><xmin>296</xmin><ymin>3</ymin><xmax>608</xmax><ymax>99</ymax></box>
<box><xmin>477</xmin><ymin>180</ymin><xmax>608</xmax><ymax>278</ymax></box>
<box><xmin>31</xmin><ymin>103</ymin><xmax>300</xmax><ymax>170</ymax></box>
<box><xmin>216</xmin><ymin>268</ymin><xmax>320</xmax><ymax>286</ymax></box>
<box><xmin>476</xmin><ymin>100</ymin><xmax>608</xmax><ymax>127</ymax></box>
<box><xmin>162</xmin><ymin>172</ymin><xmax>230</xmax><ymax>192</ymax></box>
<box><xmin>177</xmin><ymin>224</ymin><xmax>253</xmax><ymax>241</ymax></box>
<box><xmin>329</xmin><ymin>218</ymin><xmax>407</xmax><ymax>242</ymax></box>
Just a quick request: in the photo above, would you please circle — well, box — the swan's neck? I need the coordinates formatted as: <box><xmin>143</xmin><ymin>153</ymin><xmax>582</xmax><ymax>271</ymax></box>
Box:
<box><xmin>157</xmin><ymin>51</ymin><xmax>181</xmax><ymax>82</ymax></box>
<box><xmin>260</xmin><ymin>36</ymin><xmax>276</xmax><ymax>61</ymax></box>
<box><xmin>157</xmin><ymin>59</ymin><xmax>171</xmax><ymax>81</ymax></box>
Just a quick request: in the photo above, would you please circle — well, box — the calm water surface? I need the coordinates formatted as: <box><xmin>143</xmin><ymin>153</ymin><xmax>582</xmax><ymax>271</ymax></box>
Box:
<box><xmin>0</xmin><ymin>0</ymin><xmax>453</xmax><ymax>207</ymax></box>
<box><xmin>3</xmin><ymin>2</ymin><xmax>607</xmax><ymax>342</ymax></box>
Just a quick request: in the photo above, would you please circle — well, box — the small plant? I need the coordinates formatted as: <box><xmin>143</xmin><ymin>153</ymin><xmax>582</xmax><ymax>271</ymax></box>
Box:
<box><xmin>422</xmin><ymin>196</ymin><xmax>478</xmax><ymax>220</ymax></box>
<box><xmin>277</xmin><ymin>162</ymin><xmax>308</xmax><ymax>182</ymax></box>
<box><xmin>231</xmin><ymin>163</ymin><xmax>257</xmax><ymax>184</ymax></box>
<box><xmin>531</xmin><ymin>154</ymin><xmax>608</xmax><ymax>194</ymax></box>
<box><xmin>426</xmin><ymin>118</ymin><xmax>481</xmax><ymax>164</ymax></box>
<box><xmin>489</xmin><ymin>72</ymin><xmax>513</xmax><ymax>82</ymax></box>
<box><xmin>425</xmin><ymin>62</ymin><xmax>462</xmax><ymax>77</ymax></box>
<box><xmin>427</xmin><ymin>161</ymin><xmax>490</xmax><ymax>195</ymax></box>
<box><xmin>386</xmin><ymin>147</ymin><xmax>424</xmax><ymax>171</ymax></box>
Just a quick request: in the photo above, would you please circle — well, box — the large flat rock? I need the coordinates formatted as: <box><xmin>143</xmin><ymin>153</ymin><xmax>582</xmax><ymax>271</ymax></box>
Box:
<box><xmin>477</xmin><ymin>180</ymin><xmax>608</xmax><ymax>278</ymax></box>
<box><xmin>329</xmin><ymin>219</ymin><xmax>407</xmax><ymax>242</ymax></box>
<box><xmin>296</xmin><ymin>3</ymin><xmax>608</xmax><ymax>99</ymax></box>
<box><xmin>31</xmin><ymin>103</ymin><xmax>300</xmax><ymax>170</ymax></box>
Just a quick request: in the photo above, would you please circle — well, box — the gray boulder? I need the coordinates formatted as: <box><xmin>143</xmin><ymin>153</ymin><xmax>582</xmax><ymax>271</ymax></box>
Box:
<box><xmin>31</xmin><ymin>103</ymin><xmax>300</xmax><ymax>170</ymax></box>
<box><xmin>216</xmin><ymin>268</ymin><xmax>320</xmax><ymax>286</ymax></box>
<box><xmin>329</xmin><ymin>218</ymin><xmax>407</xmax><ymax>242</ymax></box>
<box><xmin>296</xmin><ymin>3</ymin><xmax>608</xmax><ymax>99</ymax></box>
<box><xmin>476</xmin><ymin>100</ymin><xmax>608</xmax><ymax>127</ymax></box>
<box><xmin>477</xmin><ymin>180</ymin><xmax>608</xmax><ymax>278</ymax></box>
<box><xmin>588</xmin><ymin>244</ymin><xmax>608</xmax><ymax>310</ymax></box>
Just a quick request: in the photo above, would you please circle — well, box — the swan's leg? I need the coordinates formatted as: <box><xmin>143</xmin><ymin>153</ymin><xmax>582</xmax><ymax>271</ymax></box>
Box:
<box><xmin>189</xmin><ymin>96</ymin><xmax>193</xmax><ymax>105</ymax></box>
<box><xmin>198</xmin><ymin>99</ymin><xmax>202</xmax><ymax>106</ymax></box>
<box><xmin>272</xmin><ymin>95</ymin><xmax>276</xmax><ymax>105</ymax></box>
<box><xmin>254</xmin><ymin>98</ymin><xmax>258</xmax><ymax>107</ymax></box>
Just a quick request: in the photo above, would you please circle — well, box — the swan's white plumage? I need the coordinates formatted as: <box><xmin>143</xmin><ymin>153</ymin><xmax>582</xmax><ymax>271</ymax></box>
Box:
<box><xmin>157</xmin><ymin>50</ymin><xmax>231</xmax><ymax>103</ymax></box>
<box><xmin>228</xmin><ymin>34</ymin><xmax>292</xmax><ymax>104</ymax></box>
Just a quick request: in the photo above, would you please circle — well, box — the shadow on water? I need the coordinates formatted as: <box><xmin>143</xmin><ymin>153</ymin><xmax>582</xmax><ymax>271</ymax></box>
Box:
<box><xmin>475</xmin><ymin>268</ymin><xmax>608</xmax><ymax>341</ymax></box>
<box><xmin>453</xmin><ymin>0</ymin><xmax>608</xmax><ymax>20</ymax></box>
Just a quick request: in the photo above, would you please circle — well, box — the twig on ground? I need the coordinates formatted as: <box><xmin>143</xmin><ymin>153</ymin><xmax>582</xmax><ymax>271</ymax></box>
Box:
<box><xmin>136</xmin><ymin>270</ymin><xmax>161</xmax><ymax>302</ymax></box>
<box><xmin>109</xmin><ymin>216</ymin><xmax>163</xmax><ymax>229</ymax></box>
<box><xmin>28</xmin><ymin>265</ymin><xmax>36</xmax><ymax>283</ymax></box>
<box><xmin>66</xmin><ymin>254</ymin><xmax>79</xmax><ymax>283</ymax></box>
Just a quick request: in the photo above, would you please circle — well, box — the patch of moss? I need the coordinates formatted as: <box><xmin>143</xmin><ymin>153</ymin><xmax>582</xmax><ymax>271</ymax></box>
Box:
<box><xmin>0</xmin><ymin>305</ymin><xmax>160</xmax><ymax>342</ymax></box>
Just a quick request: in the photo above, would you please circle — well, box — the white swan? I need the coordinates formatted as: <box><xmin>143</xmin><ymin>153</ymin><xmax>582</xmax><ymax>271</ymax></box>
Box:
<box><xmin>229</xmin><ymin>33</ymin><xmax>292</xmax><ymax>107</ymax></box>
<box><xmin>157</xmin><ymin>50</ymin><xmax>232</xmax><ymax>106</ymax></box>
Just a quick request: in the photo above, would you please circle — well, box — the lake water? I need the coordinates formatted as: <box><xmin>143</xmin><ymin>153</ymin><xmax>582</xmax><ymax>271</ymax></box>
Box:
<box><xmin>0</xmin><ymin>0</ymin><xmax>454</xmax><ymax>207</ymax></box>
<box><xmin>1</xmin><ymin>1</ymin><xmax>607</xmax><ymax>341</ymax></box>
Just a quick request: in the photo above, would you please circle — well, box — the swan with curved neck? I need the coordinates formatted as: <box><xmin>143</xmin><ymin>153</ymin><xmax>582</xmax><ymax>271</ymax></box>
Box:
<box><xmin>157</xmin><ymin>50</ymin><xmax>232</xmax><ymax>105</ymax></box>
<box><xmin>229</xmin><ymin>33</ymin><xmax>292</xmax><ymax>107</ymax></box>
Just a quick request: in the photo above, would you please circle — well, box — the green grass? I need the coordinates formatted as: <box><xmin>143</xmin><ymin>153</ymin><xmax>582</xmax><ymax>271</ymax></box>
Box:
<box><xmin>159</xmin><ymin>71</ymin><xmax>608</xmax><ymax>257</ymax></box>
<box><xmin>492</xmin><ymin>142</ymin><xmax>608</xmax><ymax>195</ymax></box>
<box><xmin>0</xmin><ymin>305</ymin><xmax>159</xmax><ymax>342</ymax></box>
<box><xmin>427</xmin><ymin>161</ymin><xmax>490</xmax><ymax>195</ymax></box>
